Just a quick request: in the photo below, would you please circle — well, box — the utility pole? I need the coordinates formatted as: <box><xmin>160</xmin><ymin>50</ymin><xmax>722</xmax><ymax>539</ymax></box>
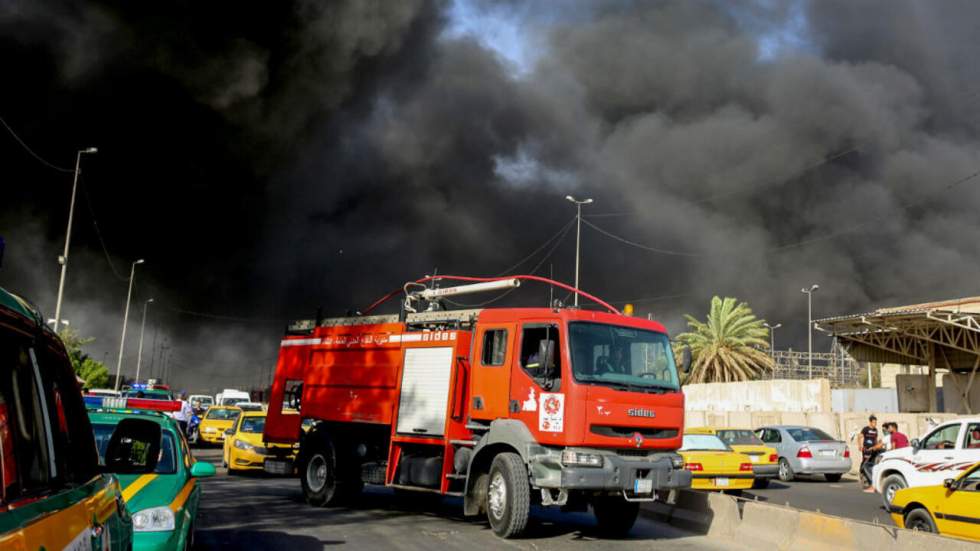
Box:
<box><xmin>565</xmin><ymin>195</ymin><xmax>593</xmax><ymax>306</ymax></box>
<box><xmin>114</xmin><ymin>259</ymin><xmax>145</xmax><ymax>390</ymax></box>
<box><xmin>801</xmin><ymin>284</ymin><xmax>819</xmax><ymax>379</ymax></box>
<box><xmin>763</xmin><ymin>322</ymin><xmax>781</xmax><ymax>357</ymax></box>
<box><xmin>53</xmin><ymin>147</ymin><xmax>97</xmax><ymax>333</ymax></box>
<box><xmin>134</xmin><ymin>298</ymin><xmax>154</xmax><ymax>384</ymax></box>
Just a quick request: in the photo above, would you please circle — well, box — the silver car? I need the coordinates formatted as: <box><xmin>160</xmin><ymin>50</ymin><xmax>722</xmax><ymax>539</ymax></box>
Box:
<box><xmin>755</xmin><ymin>425</ymin><xmax>852</xmax><ymax>482</ymax></box>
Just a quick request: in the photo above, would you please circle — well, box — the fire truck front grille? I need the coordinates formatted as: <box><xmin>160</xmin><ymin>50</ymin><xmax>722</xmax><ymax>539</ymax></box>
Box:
<box><xmin>590</xmin><ymin>425</ymin><xmax>678</xmax><ymax>440</ymax></box>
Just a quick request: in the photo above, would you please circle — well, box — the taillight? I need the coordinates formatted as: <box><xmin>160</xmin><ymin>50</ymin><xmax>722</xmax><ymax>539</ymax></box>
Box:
<box><xmin>769</xmin><ymin>454</ymin><xmax>777</xmax><ymax>463</ymax></box>
<box><xmin>739</xmin><ymin>463</ymin><xmax>753</xmax><ymax>472</ymax></box>
<box><xmin>844</xmin><ymin>448</ymin><xmax>850</xmax><ymax>458</ymax></box>
<box><xmin>685</xmin><ymin>462</ymin><xmax>703</xmax><ymax>471</ymax></box>
<box><xmin>797</xmin><ymin>447</ymin><xmax>813</xmax><ymax>459</ymax></box>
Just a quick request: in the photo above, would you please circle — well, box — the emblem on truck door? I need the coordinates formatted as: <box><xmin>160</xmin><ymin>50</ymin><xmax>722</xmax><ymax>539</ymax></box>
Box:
<box><xmin>627</xmin><ymin>408</ymin><xmax>656</xmax><ymax>418</ymax></box>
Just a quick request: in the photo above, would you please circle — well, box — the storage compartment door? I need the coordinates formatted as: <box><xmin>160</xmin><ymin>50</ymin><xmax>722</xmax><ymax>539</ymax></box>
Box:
<box><xmin>396</xmin><ymin>347</ymin><xmax>454</xmax><ymax>436</ymax></box>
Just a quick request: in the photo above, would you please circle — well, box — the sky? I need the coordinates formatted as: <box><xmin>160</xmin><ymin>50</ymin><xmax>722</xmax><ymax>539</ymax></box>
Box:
<box><xmin>3</xmin><ymin>0</ymin><xmax>980</xmax><ymax>392</ymax></box>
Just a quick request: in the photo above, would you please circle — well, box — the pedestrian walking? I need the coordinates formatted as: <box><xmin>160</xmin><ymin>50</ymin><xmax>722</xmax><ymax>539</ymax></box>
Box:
<box><xmin>173</xmin><ymin>391</ymin><xmax>193</xmax><ymax>435</ymax></box>
<box><xmin>860</xmin><ymin>414</ymin><xmax>881</xmax><ymax>492</ymax></box>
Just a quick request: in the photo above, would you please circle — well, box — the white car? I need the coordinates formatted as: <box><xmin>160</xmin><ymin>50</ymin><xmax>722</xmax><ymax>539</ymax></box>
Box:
<box><xmin>873</xmin><ymin>416</ymin><xmax>980</xmax><ymax>509</ymax></box>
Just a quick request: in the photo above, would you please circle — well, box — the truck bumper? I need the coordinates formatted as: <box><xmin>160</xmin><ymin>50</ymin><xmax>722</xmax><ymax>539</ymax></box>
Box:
<box><xmin>530</xmin><ymin>449</ymin><xmax>691</xmax><ymax>493</ymax></box>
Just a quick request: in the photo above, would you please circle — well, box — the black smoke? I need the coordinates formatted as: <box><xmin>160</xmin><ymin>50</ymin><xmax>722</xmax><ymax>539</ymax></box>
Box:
<box><xmin>2</xmin><ymin>0</ymin><xmax>980</xmax><ymax>391</ymax></box>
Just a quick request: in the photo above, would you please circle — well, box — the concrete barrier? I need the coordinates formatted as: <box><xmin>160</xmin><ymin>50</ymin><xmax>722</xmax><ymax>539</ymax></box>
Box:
<box><xmin>642</xmin><ymin>490</ymin><xmax>980</xmax><ymax>550</ymax></box>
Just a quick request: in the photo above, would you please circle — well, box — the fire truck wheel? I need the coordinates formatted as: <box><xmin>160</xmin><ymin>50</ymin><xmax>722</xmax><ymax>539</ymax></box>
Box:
<box><xmin>301</xmin><ymin>437</ymin><xmax>340</xmax><ymax>506</ymax></box>
<box><xmin>486</xmin><ymin>452</ymin><xmax>530</xmax><ymax>538</ymax></box>
<box><xmin>592</xmin><ymin>496</ymin><xmax>639</xmax><ymax>537</ymax></box>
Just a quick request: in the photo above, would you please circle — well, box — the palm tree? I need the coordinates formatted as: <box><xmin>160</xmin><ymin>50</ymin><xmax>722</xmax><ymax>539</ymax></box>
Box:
<box><xmin>675</xmin><ymin>296</ymin><xmax>774</xmax><ymax>384</ymax></box>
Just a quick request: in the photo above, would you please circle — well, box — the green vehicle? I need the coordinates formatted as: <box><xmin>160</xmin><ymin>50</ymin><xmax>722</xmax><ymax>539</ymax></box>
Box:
<box><xmin>88</xmin><ymin>400</ymin><xmax>216</xmax><ymax>550</ymax></box>
<box><xmin>0</xmin><ymin>282</ymin><xmax>163</xmax><ymax>550</ymax></box>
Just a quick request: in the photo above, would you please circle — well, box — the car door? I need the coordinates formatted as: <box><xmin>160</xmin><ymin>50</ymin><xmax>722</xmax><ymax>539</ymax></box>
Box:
<box><xmin>911</xmin><ymin>422</ymin><xmax>964</xmax><ymax>487</ymax></box>
<box><xmin>934</xmin><ymin>464</ymin><xmax>980</xmax><ymax>540</ymax></box>
<box><xmin>759</xmin><ymin>428</ymin><xmax>785</xmax><ymax>457</ymax></box>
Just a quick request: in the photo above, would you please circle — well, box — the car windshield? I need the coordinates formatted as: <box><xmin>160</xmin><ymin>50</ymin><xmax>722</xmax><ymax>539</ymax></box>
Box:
<box><xmin>569</xmin><ymin>322</ymin><xmax>679</xmax><ymax>392</ymax></box>
<box><xmin>206</xmin><ymin>408</ymin><xmax>241</xmax><ymax>421</ymax></box>
<box><xmin>92</xmin><ymin>423</ymin><xmax>177</xmax><ymax>474</ymax></box>
<box><xmin>240</xmin><ymin>417</ymin><xmax>266</xmax><ymax>433</ymax></box>
<box><xmin>717</xmin><ymin>430</ymin><xmax>764</xmax><ymax>446</ymax></box>
<box><xmin>681</xmin><ymin>434</ymin><xmax>730</xmax><ymax>451</ymax></box>
<box><xmin>223</xmin><ymin>397</ymin><xmax>248</xmax><ymax>406</ymax></box>
<box><xmin>787</xmin><ymin>427</ymin><xmax>834</xmax><ymax>442</ymax></box>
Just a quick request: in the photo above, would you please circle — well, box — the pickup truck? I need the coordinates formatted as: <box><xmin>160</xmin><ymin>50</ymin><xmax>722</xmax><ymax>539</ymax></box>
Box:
<box><xmin>873</xmin><ymin>416</ymin><xmax>980</xmax><ymax>509</ymax></box>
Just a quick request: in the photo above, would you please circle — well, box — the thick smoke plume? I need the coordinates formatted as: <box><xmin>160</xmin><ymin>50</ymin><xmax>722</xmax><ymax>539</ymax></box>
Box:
<box><xmin>3</xmin><ymin>0</ymin><xmax>980</xmax><ymax>391</ymax></box>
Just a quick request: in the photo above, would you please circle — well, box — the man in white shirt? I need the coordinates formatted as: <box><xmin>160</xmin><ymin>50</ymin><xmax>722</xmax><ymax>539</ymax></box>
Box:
<box><xmin>173</xmin><ymin>392</ymin><xmax>193</xmax><ymax>435</ymax></box>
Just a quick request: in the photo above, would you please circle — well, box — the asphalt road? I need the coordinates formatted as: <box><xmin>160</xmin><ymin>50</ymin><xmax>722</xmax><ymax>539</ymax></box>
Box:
<box><xmin>190</xmin><ymin>448</ymin><xmax>740</xmax><ymax>551</ymax></box>
<box><xmin>743</xmin><ymin>475</ymin><xmax>893</xmax><ymax>525</ymax></box>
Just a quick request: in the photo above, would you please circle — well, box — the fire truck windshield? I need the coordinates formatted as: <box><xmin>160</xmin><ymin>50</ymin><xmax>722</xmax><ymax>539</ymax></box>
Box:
<box><xmin>569</xmin><ymin>322</ymin><xmax>680</xmax><ymax>392</ymax></box>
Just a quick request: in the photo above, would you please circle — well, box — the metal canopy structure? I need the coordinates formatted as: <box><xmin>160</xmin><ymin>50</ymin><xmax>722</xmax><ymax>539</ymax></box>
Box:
<box><xmin>816</xmin><ymin>296</ymin><xmax>980</xmax><ymax>413</ymax></box>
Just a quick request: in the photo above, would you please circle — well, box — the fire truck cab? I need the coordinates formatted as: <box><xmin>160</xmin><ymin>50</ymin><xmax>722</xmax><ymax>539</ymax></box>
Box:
<box><xmin>264</xmin><ymin>277</ymin><xmax>691</xmax><ymax>538</ymax></box>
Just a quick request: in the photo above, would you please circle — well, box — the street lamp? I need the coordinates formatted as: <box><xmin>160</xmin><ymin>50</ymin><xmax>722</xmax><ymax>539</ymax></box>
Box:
<box><xmin>763</xmin><ymin>322</ymin><xmax>782</xmax><ymax>357</ymax></box>
<box><xmin>801</xmin><ymin>284</ymin><xmax>819</xmax><ymax>379</ymax></box>
<box><xmin>565</xmin><ymin>195</ymin><xmax>593</xmax><ymax>306</ymax></box>
<box><xmin>114</xmin><ymin>259</ymin><xmax>145</xmax><ymax>390</ymax></box>
<box><xmin>52</xmin><ymin>147</ymin><xmax>98</xmax><ymax>333</ymax></box>
<box><xmin>134</xmin><ymin>298</ymin><xmax>154</xmax><ymax>385</ymax></box>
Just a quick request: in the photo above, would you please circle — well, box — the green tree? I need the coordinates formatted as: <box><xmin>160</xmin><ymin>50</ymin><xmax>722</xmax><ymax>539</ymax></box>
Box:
<box><xmin>675</xmin><ymin>296</ymin><xmax>774</xmax><ymax>384</ymax></box>
<box><xmin>58</xmin><ymin>328</ymin><xmax>110</xmax><ymax>389</ymax></box>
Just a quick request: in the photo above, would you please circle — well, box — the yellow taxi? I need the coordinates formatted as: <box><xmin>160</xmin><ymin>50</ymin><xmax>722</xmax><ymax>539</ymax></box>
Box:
<box><xmin>198</xmin><ymin>406</ymin><xmax>242</xmax><ymax>445</ymax></box>
<box><xmin>688</xmin><ymin>427</ymin><xmax>779</xmax><ymax>488</ymax></box>
<box><xmin>679</xmin><ymin>432</ymin><xmax>755</xmax><ymax>493</ymax></box>
<box><xmin>222</xmin><ymin>411</ymin><xmax>298</xmax><ymax>474</ymax></box>
<box><xmin>889</xmin><ymin>461</ymin><xmax>980</xmax><ymax>541</ymax></box>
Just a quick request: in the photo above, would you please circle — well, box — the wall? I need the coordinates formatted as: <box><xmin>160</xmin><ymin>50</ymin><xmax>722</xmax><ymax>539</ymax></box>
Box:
<box><xmin>831</xmin><ymin>388</ymin><xmax>898</xmax><ymax>413</ymax></box>
<box><xmin>683</xmin><ymin>379</ymin><xmax>831</xmax><ymax>413</ymax></box>
<box><xmin>942</xmin><ymin>372</ymin><xmax>980</xmax><ymax>414</ymax></box>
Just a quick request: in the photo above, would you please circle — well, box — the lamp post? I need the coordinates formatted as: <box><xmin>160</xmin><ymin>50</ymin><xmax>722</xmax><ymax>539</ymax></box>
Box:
<box><xmin>763</xmin><ymin>322</ymin><xmax>781</xmax><ymax>357</ymax></box>
<box><xmin>801</xmin><ymin>284</ymin><xmax>819</xmax><ymax>379</ymax></box>
<box><xmin>134</xmin><ymin>298</ymin><xmax>154</xmax><ymax>385</ymax></box>
<box><xmin>53</xmin><ymin>147</ymin><xmax>98</xmax><ymax>333</ymax></box>
<box><xmin>565</xmin><ymin>195</ymin><xmax>593</xmax><ymax>306</ymax></box>
<box><xmin>114</xmin><ymin>259</ymin><xmax>145</xmax><ymax>390</ymax></box>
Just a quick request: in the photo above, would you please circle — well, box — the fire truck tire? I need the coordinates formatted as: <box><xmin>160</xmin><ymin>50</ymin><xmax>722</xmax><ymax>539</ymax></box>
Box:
<box><xmin>592</xmin><ymin>496</ymin><xmax>639</xmax><ymax>537</ymax></box>
<box><xmin>300</xmin><ymin>437</ymin><xmax>341</xmax><ymax>507</ymax></box>
<box><xmin>486</xmin><ymin>452</ymin><xmax>530</xmax><ymax>538</ymax></box>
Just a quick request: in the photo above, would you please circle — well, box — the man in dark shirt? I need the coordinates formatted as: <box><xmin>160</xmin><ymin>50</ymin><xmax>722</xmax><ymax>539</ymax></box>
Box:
<box><xmin>860</xmin><ymin>415</ymin><xmax>880</xmax><ymax>491</ymax></box>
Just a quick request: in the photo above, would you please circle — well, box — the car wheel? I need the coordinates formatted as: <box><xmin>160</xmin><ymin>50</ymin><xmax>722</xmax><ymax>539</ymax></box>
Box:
<box><xmin>778</xmin><ymin>458</ymin><xmax>795</xmax><ymax>482</ymax></box>
<box><xmin>824</xmin><ymin>473</ymin><xmax>843</xmax><ymax>483</ymax></box>
<box><xmin>592</xmin><ymin>496</ymin><xmax>639</xmax><ymax>537</ymax></box>
<box><xmin>752</xmin><ymin>478</ymin><xmax>770</xmax><ymax>489</ymax></box>
<box><xmin>904</xmin><ymin>508</ymin><xmax>937</xmax><ymax>533</ymax></box>
<box><xmin>881</xmin><ymin>474</ymin><xmax>907</xmax><ymax>508</ymax></box>
<box><xmin>486</xmin><ymin>452</ymin><xmax>530</xmax><ymax>538</ymax></box>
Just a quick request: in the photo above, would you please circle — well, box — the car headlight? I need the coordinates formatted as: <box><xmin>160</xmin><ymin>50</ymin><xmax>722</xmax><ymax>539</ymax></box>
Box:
<box><xmin>561</xmin><ymin>450</ymin><xmax>604</xmax><ymax>468</ymax></box>
<box><xmin>204</xmin><ymin>427</ymin><xmax>216</xmax><ymax>432</ymax></box>
<box><xmin>132</xmin><ymin>506</ymin><xmax>175</xmax><ymax>532</ymax></box>
<box><xmin>234</xmin><ymin>439</ymin><xmax>254</xmax><ymax>450</ymax></box>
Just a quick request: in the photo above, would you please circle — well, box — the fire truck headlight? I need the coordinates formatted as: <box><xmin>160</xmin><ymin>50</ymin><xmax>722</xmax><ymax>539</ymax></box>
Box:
<box><xmin>234</xmin><ymin>439</ymin><xmax>254</xmax><ymax>451</ymax></box>
<box><xmin>561</xmin><ymin>450</ymin><xmax>604</xmax><ymax>468</ymax></box>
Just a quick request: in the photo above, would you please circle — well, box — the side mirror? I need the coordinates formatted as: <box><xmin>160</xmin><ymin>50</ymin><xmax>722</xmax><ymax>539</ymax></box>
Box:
<box><xmin>225</xmin><ymin>428</ymin><xmax>235</xmax><ymax>436</ymax></box>
<box><xmin>680</xmin><ymin>346</ymin><xmax>692</xmax><ymax>373</ymax></box>
<box><xmin>104</xmin><ymin>418</ymin><xmax>161</xmax><ymax>474</ymax></box>
<box><xmin>910</xmin><ymin>438</ymin><xmax>920</xmax><ymax>450</ymax></box>
<box><xmin>944</xmin><ymin>478</ymin><xmax>957</xmax><ymax>490</ymax></box>
<box><xmin>537</xmin><ymin>339</ymin><xmax>556</xmax><ymax>377</ymax></box>
<box><xmin>190</xmin><ymin>461</ymin><xmax>216</xmax><ymax>478</ymax></box>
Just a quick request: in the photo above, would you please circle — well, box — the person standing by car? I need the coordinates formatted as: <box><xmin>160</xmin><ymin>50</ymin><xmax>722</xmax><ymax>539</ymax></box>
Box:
<box><xmin>887</xmin><ymin>422</ymin><xmax>910</xmax><ymax>449</ymax></box>
<box><xmin>860</xmin><ymin>415</ymin><xmax>882</xmax><ymax>492</ymax></box>
<box><xmin>172</xmin><ymin>391</ymin><xmax>193</xmax><ymax>435</ymax></box>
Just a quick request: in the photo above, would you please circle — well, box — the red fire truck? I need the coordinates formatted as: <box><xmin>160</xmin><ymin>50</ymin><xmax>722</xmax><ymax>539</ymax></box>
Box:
<box><xmin>263</xmin><ymin>275</ymin><xmax>692</xmax><ymax>538</ymax></box>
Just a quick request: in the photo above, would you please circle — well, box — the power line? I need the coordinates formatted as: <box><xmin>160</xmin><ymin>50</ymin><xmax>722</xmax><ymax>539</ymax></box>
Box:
<box><xmin>492</xmin><ymin>216</ymin><xmax>576</xmax><ymax>277</ymax></box>
<box><xmin>79</xmin><ymin>179</ymin><xmax>129</xmax><ymax>281</ymax></box>
<box><xmin>0</xmin><ymin>115</ymin><xmax>74</xmax><ymax>173</ymax></box>
<box><xmin>581</xmin><ymin>218</ymin><xmax>703</xmax><ymax>257</ymax></box>
<box><xmin>158</xmin><ymin>302</ymin><xmax>285</xmax><ymax>324</ymax></box>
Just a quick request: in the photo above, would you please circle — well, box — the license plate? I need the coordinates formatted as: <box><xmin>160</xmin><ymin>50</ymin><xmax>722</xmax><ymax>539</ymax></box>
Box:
<box><xmin>264</xmin><ymin>459</ymin><xmax>292</xmax><ymax>475</ymax></box>
<box><xmin>715</xmin><ymin>477</ymin><xmax>729</xmax><ymax>487</ymax></box>
<box><xmin>749</xmin><ymin>455</ymin><xmax>759</xmax><ymax>463</ymax></box>
<box><xmin>819</xmin><ymin>450</ymin><xmax>836</xmax><ymax>457</ymax></box>
<box><xmin>634</xmin><ymin>479</ymin><xmax>653</xmax><ymax>494</ymax></box>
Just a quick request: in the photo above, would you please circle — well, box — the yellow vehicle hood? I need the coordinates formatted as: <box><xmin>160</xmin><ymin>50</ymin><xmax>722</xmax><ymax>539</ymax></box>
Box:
<box><xmin>680</xmin><ymin>450</ymin><xmax>752</xmax><ymax>475</ymax></box>
<box><xmin>201</xmin><ymin>419</ymin><xmax>234</xmax><ymax>432</ymax></box>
